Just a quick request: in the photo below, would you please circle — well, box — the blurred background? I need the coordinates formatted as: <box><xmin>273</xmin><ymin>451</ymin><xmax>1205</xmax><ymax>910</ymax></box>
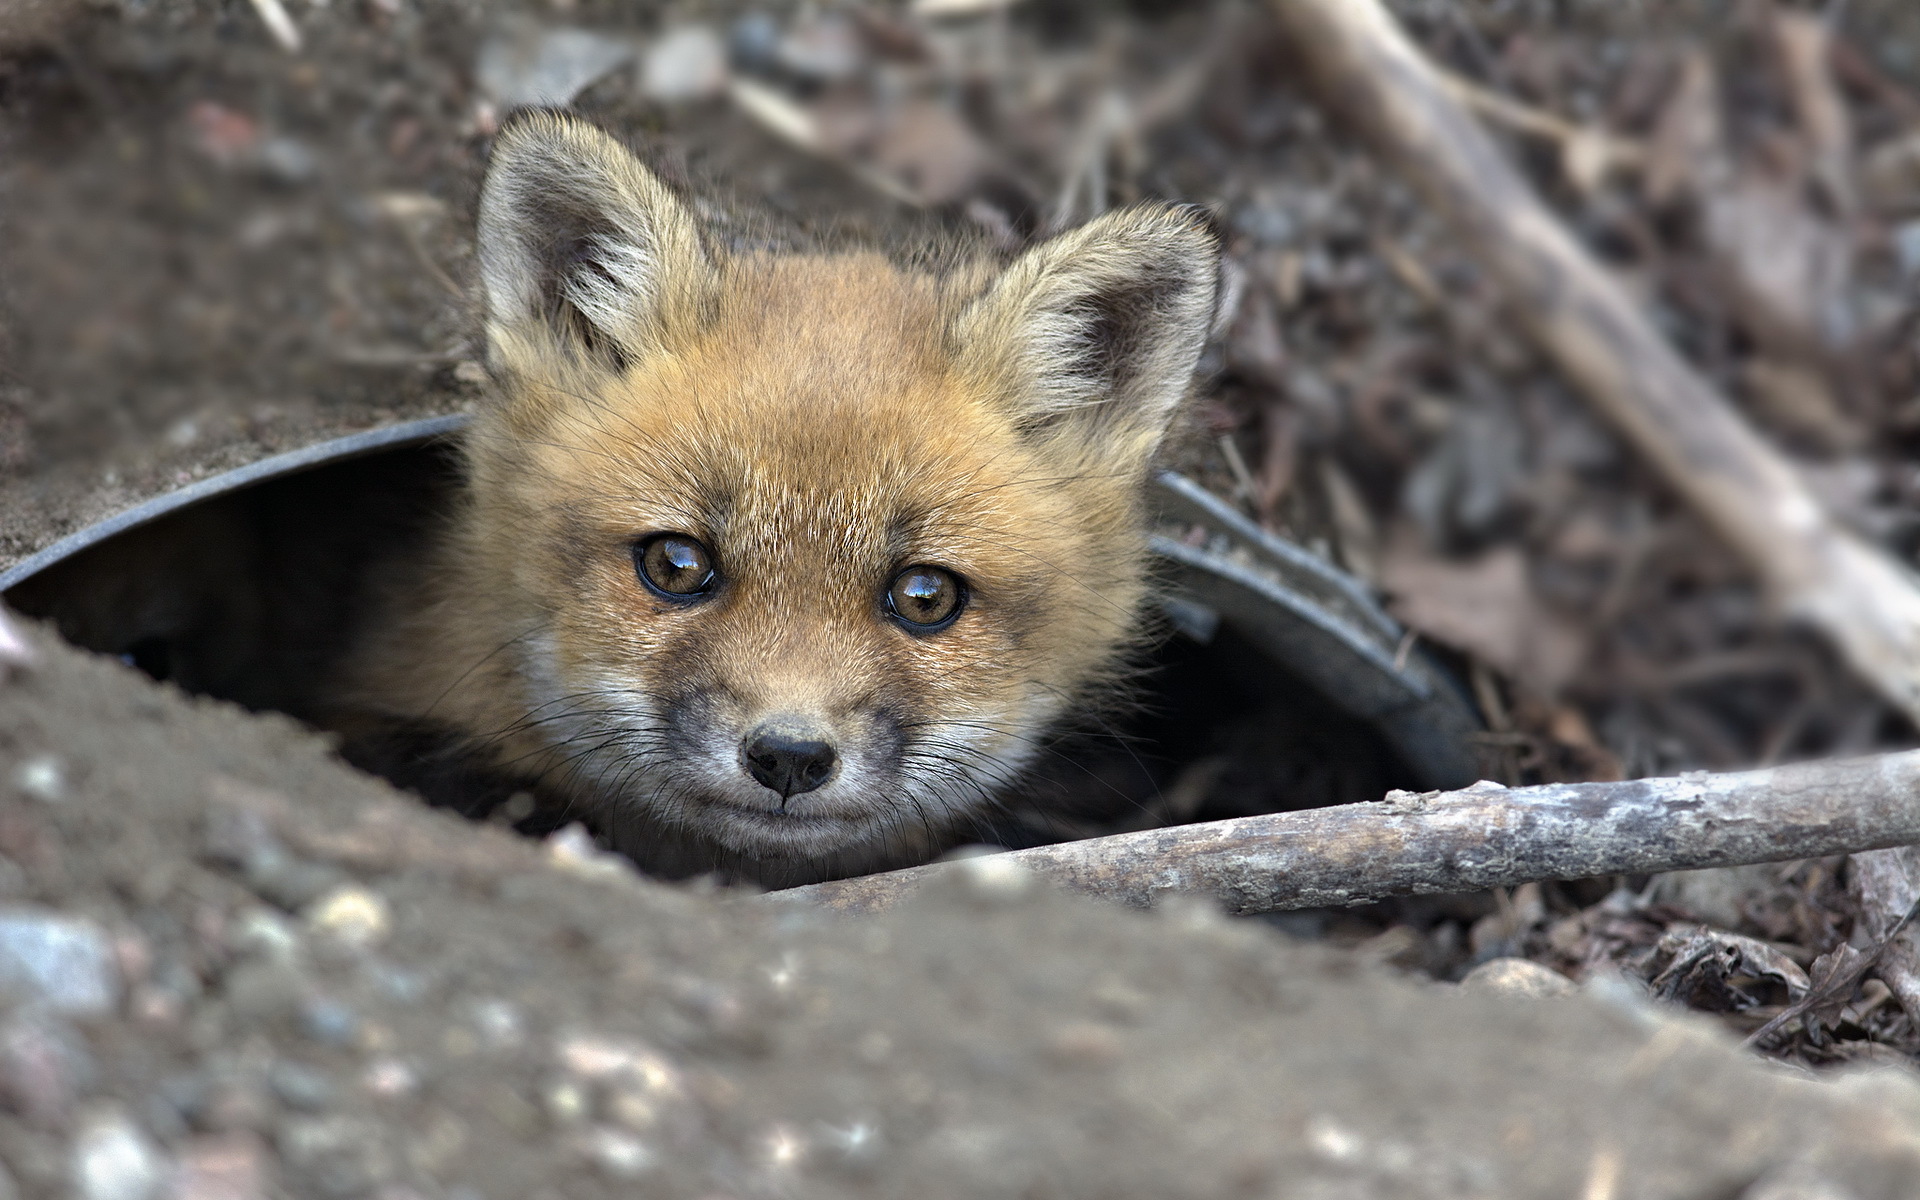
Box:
<box><xmin>7</xmin><ymin>0</ymin><xmax>1920</xmax><ymax>1059</ymax></box>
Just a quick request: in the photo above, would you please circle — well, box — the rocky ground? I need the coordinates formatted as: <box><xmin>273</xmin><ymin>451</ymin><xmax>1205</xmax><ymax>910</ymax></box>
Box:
<box><xmin>4</xmin><ymin>613</ymin><xmax>1920</xmax><ymax>1199</ymax></box>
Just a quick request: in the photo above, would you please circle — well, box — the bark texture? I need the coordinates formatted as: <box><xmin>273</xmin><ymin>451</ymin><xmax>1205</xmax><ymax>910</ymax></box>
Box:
<box><xmin>784</xmin><ymin>752</ymin><xmax>1920</xmax><ymax>915</ymax></box>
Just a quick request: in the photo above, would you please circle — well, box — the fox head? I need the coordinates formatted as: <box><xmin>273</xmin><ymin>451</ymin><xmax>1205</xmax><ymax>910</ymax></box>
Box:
<box><xmin>452</xmin><ymin>110</ymin><xmax>1219</xmax><ymax>874</ymax></box>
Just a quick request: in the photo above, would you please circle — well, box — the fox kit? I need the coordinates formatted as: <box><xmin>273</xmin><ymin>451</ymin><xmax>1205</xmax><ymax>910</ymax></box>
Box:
<box><xmin>336</xmin><ymin>110</ymin><xmax>1220</xmax><ymax>885</ymax></box>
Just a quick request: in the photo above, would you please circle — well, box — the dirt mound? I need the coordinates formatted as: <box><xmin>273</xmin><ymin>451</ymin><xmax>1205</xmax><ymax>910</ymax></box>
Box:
<box><xmin>0</xmin><ymin>618</ymin><xmax>1914</xmax><ymax>1198</ymax></box>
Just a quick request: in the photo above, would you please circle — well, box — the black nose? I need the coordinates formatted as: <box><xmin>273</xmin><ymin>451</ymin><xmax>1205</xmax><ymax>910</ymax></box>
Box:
<box><xmin>742</xmin><ymin>728</ymin><xmax>838</xmax><ymax>798</ymax></box>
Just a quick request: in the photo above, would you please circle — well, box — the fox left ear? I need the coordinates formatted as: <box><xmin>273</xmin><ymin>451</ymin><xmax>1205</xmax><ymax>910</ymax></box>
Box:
<box><xmin>477</xmin><ymin>110</ymin><xmax>713</xmax><ymax>376</ymax></box>
<box><xmin>953</xmin><ymin>204</ymin><xmax>1221</xmax><ymax>463</ymax></box>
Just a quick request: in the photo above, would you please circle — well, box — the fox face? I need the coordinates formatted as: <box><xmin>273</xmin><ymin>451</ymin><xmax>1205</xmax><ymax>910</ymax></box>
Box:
<box><xmin>353</xmin><ymin>112</ymin><xmax>1219</xmax><ymax>880</ymax></box>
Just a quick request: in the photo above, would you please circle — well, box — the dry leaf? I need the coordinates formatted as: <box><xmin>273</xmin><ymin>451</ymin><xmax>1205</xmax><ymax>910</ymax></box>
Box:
<box><xmin>1379</xmin><ymin>532</ymin><xmax>1588</xmax><ymax>697</ymax></box>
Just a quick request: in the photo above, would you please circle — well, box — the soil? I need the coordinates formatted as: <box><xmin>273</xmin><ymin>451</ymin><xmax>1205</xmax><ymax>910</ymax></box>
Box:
<box><xmin>4</xmin><ymin>617</ymin><xmax>1920</xmax><ymax>1199</ymax></box>
<box><xmin>12</xmin><ymin>0</ymin><xmax>1920</xmax><ymax>1193</ymax></box>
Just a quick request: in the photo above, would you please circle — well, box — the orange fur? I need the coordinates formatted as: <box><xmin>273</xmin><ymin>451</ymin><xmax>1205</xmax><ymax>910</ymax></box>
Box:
<box><xmin>335</xmin><ymin>112</ymin><xmax>1219</xmax><ymax>884</ymax></box>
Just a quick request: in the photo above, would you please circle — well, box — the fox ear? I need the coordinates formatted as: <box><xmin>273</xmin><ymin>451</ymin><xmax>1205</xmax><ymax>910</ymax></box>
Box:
<box><xmin>477</xmin><ymin>111</ymin><xmax>712</xmax><ymax>373</ymax></box>
<box><xmin>953</xmin><ymin>205</ymin><xmax>1220</xmax><ymax>462</ymax></box>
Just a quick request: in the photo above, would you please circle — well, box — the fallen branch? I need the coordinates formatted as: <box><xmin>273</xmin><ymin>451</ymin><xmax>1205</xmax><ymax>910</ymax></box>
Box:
<box><xmin>1265</xmin><ymin>0</ymin><xmax>1920</xmax><ymax>728</ymax></box>
<box><xmin>780</xmin><ymin>751</ymin><xmax>1920</xmax><ymax>915</ymax></box>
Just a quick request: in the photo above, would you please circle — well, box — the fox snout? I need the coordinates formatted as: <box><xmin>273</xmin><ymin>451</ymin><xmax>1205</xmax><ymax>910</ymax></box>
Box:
<box><xmin>740</xmin><ymin>719</ymin><xmax>838</xmax><ymax>799</ymax></box>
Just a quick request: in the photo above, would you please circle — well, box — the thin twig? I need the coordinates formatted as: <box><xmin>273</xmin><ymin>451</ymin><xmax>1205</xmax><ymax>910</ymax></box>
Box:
<box><xmin>778</xmin><ymin>749</ymin><xmax>1920</xmax><ymax>916</ymax></box>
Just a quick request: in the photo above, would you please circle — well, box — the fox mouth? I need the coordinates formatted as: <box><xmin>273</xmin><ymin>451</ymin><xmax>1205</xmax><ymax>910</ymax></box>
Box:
<box><xmin>677</xmin><ymin>788</ymin><xmax>886</xmax><ymax>857</ymax></box>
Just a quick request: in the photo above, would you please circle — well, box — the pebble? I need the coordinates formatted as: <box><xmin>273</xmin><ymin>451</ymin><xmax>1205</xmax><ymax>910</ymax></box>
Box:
<box><xmin>171</xmin><ymin>1132</ymin><xmax>268</xmax><ymax>1200</ymax></box>
<box><xmin>476</xmin><ymin>25</ymin><xmax>635</xmax><ymax>109</ymax></box>
<box><xmin>642</xmin><ymin>25</ymin><xmax>727</xmax><ymax>101</ymax></box>
<box><xmin>128</xmin><ymin>985</ymin><xmax>185</xmax><ymax>1028</ymax></box>
<box><xmin>0</xmin><ymin>908</ymin><xmax>120</xmax><ymax>1015</ymax></box>
<box><xmin>0</xmin><ymin>611</ymin><xmax>35</xmax><ymax>672</ymax></box>
<box><xmin>268</xmin><ymin>1062</ymin><xmax>335</xmax><ymax>1113</ymax></box>
<box><xmin>71</xmin><ymin>1110</ymin><xmax>165</xmax><ymax>1200</ymax></box>
<box><xmin>545</xmin><ymin>824</ymin><xmax>631</xmax><ymax>882</ymax></box>
<box><xmin>776</xmin><ymin>11</ymin><xmax>863</xmax><ymax>81</ymax></box>
<box><xmin>1459</xmin><ymin>957</ymin><xmax>1575</xmax><ymax>999</ymax></box>
<box><xmin>728</xmin><ymin>12</ymin><xmax>781</xmax><ymax>71</ymax></box>
<box><xmin>299</xmin><ymin>997</ymin><xmax>361</xmax><ymax>1048</ymax></box>
<box><xmin>246</xmin><ymin>851</ymin><xmax>347</xmax><ymax>913</ymax></box>
<box><xmin>223</xmin><ymin>961</ymin><xmax>309</xmax><ymax>1029</ymax></box>
<box><xmin>276</xmin><ymin>1115</ymin><xmax>391</xmax><ymax>1196</ymax></box>
<box><xmin>578</xmin><ymin>1126</ymin><xmax>655</xmax><ymax>1179</ymax></box>
<box><xmin>303</xmin><ymin>887</ymin><xmax>391</xmax><ymax>950</ymax></box>
<box><xmin>466</xmin><ymin>997</ymin><xmax>524</xmax><ymax>1050</ymax></box>
<box><xmin>360</xmin><ymin>1058</ymin><xmax>417</xmax><ymax>1098</ymax></box>
<box><xmin>557</xmin><ymin>1034</ymin><xmax>681</xmax><ymax>1095</ymax></box>
<box><xmin>229</xmin><ymin>909</ymin><xmax>301</xmax><ymax>965</ymax></box>
<box><xmin>0</xmin><ymin>1011</ymin><xmax>94</xmax><ymax>1126</ymax></box>
<box><xmin>954</xmin><ymin>853</ymin><xmax>1032</xmax><ymax>900</ymax></box>
<box><xmin>11</xmin><ymin>756</ymin><xmax>64</xmax><ymax>802</ymax></box>
<box><xmin>1895</xmin><ymin>219</ymin><xmax>1920</xmax><ymax>279</ymax></box>
<box><xmin>542</xmin><ymin>1079</ymin><xmax>589</xmax><ymax>1127</ymax></box>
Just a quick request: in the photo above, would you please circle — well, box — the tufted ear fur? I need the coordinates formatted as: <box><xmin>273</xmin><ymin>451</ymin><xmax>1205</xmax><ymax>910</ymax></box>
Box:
<box><xmin>952</xmin><ymin>204</ymin><xmax>1220</xmax><ymax>465</ymax></box>
<box><xmin>477</xmin><ymin>110</ymin><xmax>713</xmax><ymax>375</ymax></box>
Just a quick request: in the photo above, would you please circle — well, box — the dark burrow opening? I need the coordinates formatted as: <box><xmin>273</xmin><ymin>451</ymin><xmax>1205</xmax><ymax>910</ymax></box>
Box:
<box><xmin>4</xmin><ymin>432</ymin><xmax>1447</xmax><ymax>881</ymax></box>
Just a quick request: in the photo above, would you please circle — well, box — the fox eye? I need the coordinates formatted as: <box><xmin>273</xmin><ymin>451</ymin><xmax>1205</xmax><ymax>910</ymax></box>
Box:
<box><xmin>635</xmin><ymin>533</ymin><xmax>717</xmax><ymax>600</ymax></box>
<box><xmin>886</xmin><ymin>565</ymin><xmax>966</xmax><ymax>631</ymax></box>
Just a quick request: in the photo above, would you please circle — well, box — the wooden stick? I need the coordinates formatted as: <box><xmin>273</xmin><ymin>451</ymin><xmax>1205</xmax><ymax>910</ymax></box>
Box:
<box><xmin>780</xmin><ymin>751</ymin><xmax>1920</xmax><ymax>915</ymax></box>
<box><xmin>1263</xmin><ymin>0</ymin><xmax>1920</xmax><ymax>727</ymax></box>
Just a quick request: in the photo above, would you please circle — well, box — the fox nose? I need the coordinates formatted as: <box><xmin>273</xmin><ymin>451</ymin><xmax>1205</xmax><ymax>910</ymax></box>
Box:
<box><xmin>742</xmin><ymin>726</ymin><xmax>838</xmax><ymax>799</ymax></box>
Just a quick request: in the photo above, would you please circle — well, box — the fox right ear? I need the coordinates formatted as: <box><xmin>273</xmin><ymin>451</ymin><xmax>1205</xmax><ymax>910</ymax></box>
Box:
<box><xmin>477</xmin><ymin>111</ymin><xmax>712</xmax><ymax>374</ymax></box>
<box><xmin>952</xmin><ymin>204</ymin><xmax>1220</xmax><ymax>467</ymax></box>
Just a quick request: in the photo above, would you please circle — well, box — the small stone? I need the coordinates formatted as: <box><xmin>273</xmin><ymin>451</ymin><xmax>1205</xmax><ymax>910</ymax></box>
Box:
<box><xmin>192</xmin><ymin>1076</ymin><xmax>277</xmax><ymax>1135</ymax></box>
<box><xmin>72</xmin><ymin>1110</ymin><xmax>165</xmax><ymax>1200</ymax></box>
<box><xmin>12</xmin><ymin>756</ymin><xmax>64</xmax><ymax>802</ymax></box>
<box><xmin>268</xmin><ymin>1062</ymin><xmax>334</xmax><ymax>1113</ymax></box>
<box><xmin>557</xmin><ymin>1035</ymin><xmax>681</xmax><ymax>1094</ymax></box>
<box><xmin>0</xmin><ymin>611</ymin><xmax>35</xmax><ymax>672</ymax></box>
<box><xmin>577</xmin><ymin>1127</ymin><xmax>654</xmax><ymax>1179</ymax></box>
<box><xmin>0</xmin><ymin>908</ymin><xmax>119</xmax><ymax>1015</ymax></box>
<box><xmin>760</xmin><ymin>1123</ymin><xmax>808</xmax><ymax>1168</ymax></box>
<box><xmin>542</xmin><ymin>1080</ymin><xmax>589</xmax><ymax>1127</ymax></box>
<box><xmin>299</xmin><ymin>998</ymin><xmax>360</xmax><ymax>1047</ymax></box>
<box><xmin>0</xmin><ymin>1012</ymin><xmax>94</xmax><ymax>1126</ymax></box>
<box><xmin>605</xmin><ymin>1088</ymin><xmax>658</xmax><ymax>1132</ymax></box>
<box><xmin>776</xmin><ymin>11</ymin><xmax>863</xmax><ymax>80</ymax></box>
<box><xmin>545</xmin><ymin>824</ymin><xmax>631</xmax><ymax>882</ymax></box>
<box><xmin>1895</xmin><ymin>220</ymin><xmax>1920</xmax><ymax>279</ymax></box>
<box><xmin>247</xmin><ymin>852</ymin><xmax>346</xmax><ymax>913</ymax></box>
<box><xmin>1460</xmin><ymin>957</ymin><xmax>1575</xmax><ymax>999</ymax></box>
<box><xmin>223</xmin><ymin>961</ymin><xmax>309</xmax><ymax>1029</ymax></box>
<box><xmin>256</xmin><ymin>137</ymin><xmax>316</xmax><ymax>185</ymax></box>
<box><xmin>303</xmin><ymin>887</ymin><xmax>391</xmax><ymax>950</ymax></box>
<box><xmin>367</xmin><ymin>965</ymin><xmax>427</xmax><ymax>1003</ymax></box>
<box><xmin>950</xmin><ymin>851</ymin><xmax>1031</xmax><ymax>903</ymax></box>
<box><xmin>728</xmin><ymin>12</ymin><xmax>781</xmax><ymax>71</ymax></box>
<box><xmin>1305</xmin><ymin>1115</ymin><xmax>1364</xmax><ymax>1164</ymax></box>
<box><xmin>361</xmin><ymin>1059</ymin><xmax>416</xmax><ymax>1098</ymax></box>
<box><xmin>128</xmin><ymin>985</ymin><xmax>184</xmax><ymax>1028</ymax></box>
<box><xmin>466</xmin><ymin>998</ymin><xmax>523</xmax><ymax>1050</ymax></box>
<box><xmin>229</xmin><ymin>909</ymin><xmax>301</xmax><ymax>964</ymax></box>
<box><xmin>641</xmin><ymin>25</ymin><xmax>727</xmax><ymax>101</ymax></box>
<box><xmin>476</xmin><ymin>24</ymin><xmax>635</xmax><ymax>108</ymax></box>
<box><xmin>276</xmin><ymin>1116</ymin><xmax>390</xmax><ymax>1196</ymax></box>
<box><xmin>172</xmin><ymin>1132</ymin><xmax>269</xmax><ymax>1200</ymax></box>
